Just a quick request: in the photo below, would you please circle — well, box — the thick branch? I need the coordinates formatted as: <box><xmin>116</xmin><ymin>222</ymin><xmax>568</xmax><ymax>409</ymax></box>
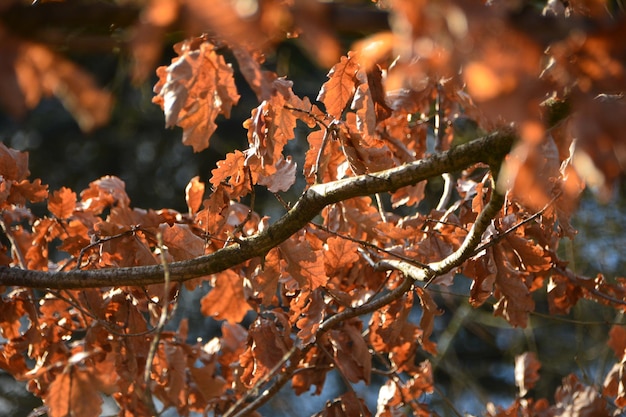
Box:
<box><xmin>0</xmin><ymin>131</ymin><xmax>515</xmax><ymax>289</ymax></box>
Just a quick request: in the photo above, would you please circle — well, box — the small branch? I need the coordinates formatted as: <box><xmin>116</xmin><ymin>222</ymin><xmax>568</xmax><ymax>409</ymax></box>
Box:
<box><xmin>142</xmin><ymin>233</ymin><xmax>173</xmax><ymax>416</ymax></box>
<box><xmin>425</xmin><ymin>181</ymin><xmax>505</xmax><ymax>284</ymax></box>
<box><xmin>0</xmin><ymin>217</ymin><xmax>27</xmax><ymax>269</ymax></box>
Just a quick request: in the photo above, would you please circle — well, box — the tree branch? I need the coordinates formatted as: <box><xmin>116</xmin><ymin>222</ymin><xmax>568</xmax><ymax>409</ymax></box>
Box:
<box><xmin>0</xmin><ymin>131</ymin><xmax>515</xmax><ymax>289</ymax></box>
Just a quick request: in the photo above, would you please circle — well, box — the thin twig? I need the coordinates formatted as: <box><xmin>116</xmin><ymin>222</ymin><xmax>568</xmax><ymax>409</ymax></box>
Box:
<box><xmin>312</xmin><ymin>221</ymin><xmax>429</xmax><ymax>269</ymax></box>
<box><xmin>0</xmin><ymin>216</ymin><xmax>27</xmax><ymax>269</ymax></box>
<box><xmin>74</xmin><ymin>226</ymin><xmax>141</xmax><ymax>270</ymax></box>
<box><xmin>142</xmin><ymin>232</ymin><xmax>173</xmax><ymax>416</ymax></box>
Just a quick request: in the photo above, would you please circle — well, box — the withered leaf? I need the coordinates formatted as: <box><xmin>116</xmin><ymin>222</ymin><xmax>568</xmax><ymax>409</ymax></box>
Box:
<box><xmin>200</xmin><ymin>269</ymin><xmax>253</xmax><ymax>324</ymax></box>
<box><xmin>279</xmin><ymin>232</ymin><xmax>328</xmax><ymax>290</ymax></box>
<box><xmin>317</xmin><ymin>52</ymin><xmax>360</xmax><ymax>119</ymax></box>
<box><xmin>185</xmin><ymin>176</ymin><xmax>205</xmax><ymax>216</ymax></box>
<box><xmin>48</xmin><ymin>187</ymin><xmax>77</xmax><ymax>220</ymax></box>
<box><xmin>153</xmin><ymin>39</ymin><xmax>240</xmax><ymax>152</ymax></box>
<box><xmin>47</xmin><ymin>368</ymin><xmax>103</xmax><ymax>417</ymax></box>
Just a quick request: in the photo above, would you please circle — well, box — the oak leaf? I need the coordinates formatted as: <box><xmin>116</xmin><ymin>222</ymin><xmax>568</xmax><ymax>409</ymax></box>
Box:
<box><xmin>185</xmin><ymin>176</ymin><xmax>205</xmax><ymax>216</ymax></box>
<box><xmin>47</xmin><ymin>368</ymin><xmax>103</xmax><ymax>417</ymax></box>
<box><xmin>329</xmin><ymin>319</ymin><xmax>371</xmax><ymax>384</ymax></box>
<box><xmin>239</xmin><ymin>313</ymin><xmax>293</xmax><ymax>387</ymax></box>
<box><xmin>48</xmin><ymin>187</ymin><xmax>77</xmax><ymax>220</ymax></box>
<box><xmin>200</xmin><ymin>269</ymin><xmax>253</xmax><ymax>324</ymax></box>
<box><xmin>256</xmin><ymin>155</ymin><xmax>297</xmax><ymax>193</ymax></box>
<box><xmin>279</xmin><ymin>232</ymin><xmax>328</xmax><ymax>290</ymax></box>
<box><xmin>159</xmin><ymin>223</ymin><xmax>205</xmax><ymax>261</ymax></box>
<box><xmin>153</xmin><ymin>39</ymin><xmax>240</xmax><ymax>152</ymax></box>
<box><xmin>210</xmin><ymin>151</ymin><xmax>251</xmax><ymax>201</ymax></box>
<box><xmin>317</xmin><ymin>52</ymin><xmax>360</xmax><ymax>119</ymax></box>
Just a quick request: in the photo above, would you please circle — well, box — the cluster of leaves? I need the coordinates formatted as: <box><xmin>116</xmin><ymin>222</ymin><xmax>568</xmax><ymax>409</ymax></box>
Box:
<box><xmin>2</xmin><ymin>0</ymin><xmax>626</xmax><ymax>416</ymax></box>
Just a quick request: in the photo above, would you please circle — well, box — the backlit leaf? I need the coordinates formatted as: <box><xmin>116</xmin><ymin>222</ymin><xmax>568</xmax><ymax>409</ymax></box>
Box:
<box><xmin>48</xmin><ymin>187</ymin><xmax>76</xmax><ymax>220</ymax></box>
<box><xmin>200</xmin><ymin>269</ymin><xmax>253</xmax><ymax>323</ymax></box>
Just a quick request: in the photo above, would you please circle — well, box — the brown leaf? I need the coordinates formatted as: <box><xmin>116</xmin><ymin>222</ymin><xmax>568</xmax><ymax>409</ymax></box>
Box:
<box><xmin>80</xmin><ymin>176</ymin><xmax>130</xmax><ymax>214</ymax></box>
<box><xmin>9</xmin><ymin>179</ymin><xmax>48</xmax><ymax>205</ymax></box>
<box><xmin>292</xmin><ymin>288</ymin><xmax>326</xmax><ymax>345</ymax></box>
<box><xmin>200</xmin><ymin>269</ymin><xmax>253</xmax><ymax>323</ymax></box>
<box><xmin>415</xmin><ymin>287</ymin><xmax>441</xmax><ymax>355</ymax></box>
<box><xmin>603</xmin><ymin>361</ymin><xmax>626</xmax><ymax>408</ymax></box>
<box><xmin>329</xmin><ymin>319</ymin><xmax>371</xmax><ymax>384</ymax></box>
<box><xmin>464</xmin><ymin>250</ymin><xmax>497</xmax><ymax>307</ymax></box>
<box><xmin>323</xmin><ymin>236</ymin><xmax>359</xmax><ymax>274</ymax></box>
<box><xmin>189</xmin><ymin>362</ymin><xmax>225</xmax><ymax>403</ymax></box>
<box><xmin>0</xmin><ymin>142</ymin><xmax>29</xmax><ymax>182</ymax></box>
<box><xmin>291</xmin><ymin>345</ymin><xmax>332</xmax><ymax>395</ymax></box>
<box><xmin>279</xmin><ymin>232</ymin><xmax>328</xmax><ymax>290</ymax></box>
<box><xmin>256</xmin><ymin>155</ymin><xmax>297</xmax><ymax>193</ymax></box>
<box><xmin>159</xmin><ymin>223</ymin><xmax>205</xmax><ymax>261</ymax></box>
<box><xmin>317</xmin><ymin>52</ymin><xmax>360</xmax><ymax>118</ymax></box>
<box><xmin>319</xmin><ymin>390</ymin><xmax>372</xmax><ymax>417</ymax></box>
<box><xmin>185</xmin><ymin>176</ymin><xmax>205</xmax><ymax>216</ymax></box>
<box><xmin>239</xmin><ymin>314</ymin><xmax>292</xmax><ymax>387</ymax></box>
<box><xmin>47</xmin><ymin>368</ymin><xmax>103</xmax><ymax>417</ymax></box>
<box><xmin>209</xmin><ymin>151</ymin><xmax>251</xmax><ymax>201</ymax></box>
<box><xmin>547</xmin><ymin>273</ymin><xmax>584</xmax><ymax>315</ymax></box>
<box><xmin>515</xmin><ymin>352</ymin><xmax>541</xmax><ymax>397</ymax></box>
<box><xmin>48</xmin><ymin>187</ymin><xmax>77</xmax><ymax>220</ymax></box>
<box><xmin>250</xmin><ymin>247</ymin><xmax>281</xmax><ymax>305</ymax></box>
<box><xmin>243</xmin><ymin>79</ymin><xmax>302</xmax><ymax>175</ymax></box>
<box><xmin>492</xmin><ymin>246</ymin><xmax>535</xmax><ymax>328</ymax></box>
<box><xmin>608</xmin><ymin>325</ymin><xmax>626</xmax><ymax>359</ymax></box>
<box><xmin>153</xmin><ymin>39</ymin><xmax>240</xmax><ymax>152</ymax></box>
<box><xmin>554</xmin><ymin>374</ymin><xmax>609</xmax><ymax>416</ymax></box>
<box><xmin>369</xmin><ymin>292</ymin><xmax>413</xmax><ymax>352</ymax></box>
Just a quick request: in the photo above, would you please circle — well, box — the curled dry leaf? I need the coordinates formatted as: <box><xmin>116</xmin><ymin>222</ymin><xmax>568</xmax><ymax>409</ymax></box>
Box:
<box><xmin>153</xmin><ymin>39</ymin><xmax>240</xmax><ymax>152</ymax></box>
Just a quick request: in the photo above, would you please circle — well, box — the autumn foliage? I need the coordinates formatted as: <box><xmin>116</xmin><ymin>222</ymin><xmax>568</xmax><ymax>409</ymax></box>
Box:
<box><xmin>2</xmin><ymin>0</ymin><xmax>626</xmax><ymax>416</ymax></box>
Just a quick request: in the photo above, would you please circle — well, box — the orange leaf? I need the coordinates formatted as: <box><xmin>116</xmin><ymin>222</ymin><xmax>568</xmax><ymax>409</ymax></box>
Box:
<box><xmin>209</xmin><ymin>151</ymin><xmax>251</xmax><ymax>201</ymax></box>
<box><xmin>48</xmin><ymin>187</ymin><xmax>77</xmax><ymax>219</ymax></box>
<box><xmin>256</xmin><ymin>155</ymin><xmax>297</xmax><ymax>193</ymax></box>
<box><xmin>185</xmin><ymin>176</ymin><xmax>205</xmax><ymax>216</ymax></box>
<box><xmin>239</xmin><ymin>314</ymin><xmax>293</xmax><ymax>387</ymax></box>
<box><xmin>47</xmin><ymin>368</ymin><xmax>103</xmax><ymax>417</ymax></box>
<box><xmin>159</xmin><ymin>223</ymin><xmax>205</xmax><ymax>261</ymax></box>
<box><xmin>279</xmin><ymin>232</ymin><xmax>328</xmax><ymax>290</ymax></box>
<box><xmin>80</xmin><ymin>176</ymin><xmax>130</xmax><ymax>214</ymax></box>
<box><xmin>317</xmin><ymin>52</ymin><xmax>360</xmax><ymax>119</ymax></box>
<box><xmin>200</xmin><ymin>269</ymin><xmax>252</xmax><ymax>323</ymax></box>
<box><xmin>292</xmin><ymin>288</ymin><xmax>326</xmax><ymax>345</ymax></box>
<box><xmin>9</xmin><ymin>179</ymin><xmax>48</xmax><ymax>205</ymax></box>
<box><xmin>323</xmin><ymin>236</ymin><xmax>359</xmax><ymax>273</ymax></box>
<box><xmin>153</xmin><ymin>39</ymin><xmax>240</xmax><ymax>152</ymax></box>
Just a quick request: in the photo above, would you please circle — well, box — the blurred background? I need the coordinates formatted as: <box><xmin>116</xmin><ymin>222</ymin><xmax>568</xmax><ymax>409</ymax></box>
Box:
<box><xmin>1</xmin><ymin>1</ymin><xmax>625</xmax><ymax>416</ymax></box>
